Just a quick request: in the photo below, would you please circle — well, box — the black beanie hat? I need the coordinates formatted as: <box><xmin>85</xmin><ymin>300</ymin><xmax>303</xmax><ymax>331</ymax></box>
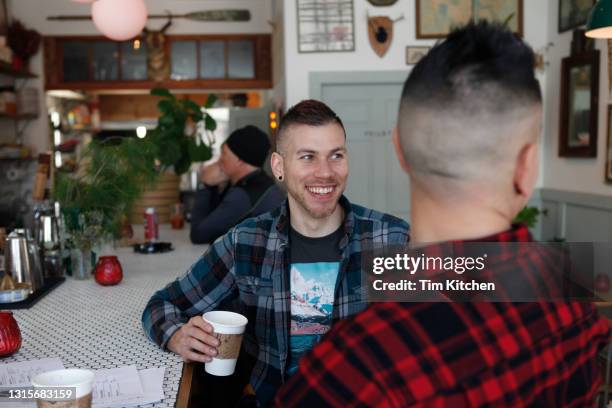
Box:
<box><xmin>224</xmin><ymin>125</ymin><xmax>271</xmax><ymax>167</ymax></box>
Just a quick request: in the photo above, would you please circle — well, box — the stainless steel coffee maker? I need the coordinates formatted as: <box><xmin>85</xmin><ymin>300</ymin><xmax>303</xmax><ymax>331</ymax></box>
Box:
<box><xmin>4</xmin><ymin>229</ymin><xmax>44</xmax><ymax>293</ymax></box>
<box><xmin>33</xmin><ymin>203</ymin><xmax>63</xmax><ymax>278</ymax></box>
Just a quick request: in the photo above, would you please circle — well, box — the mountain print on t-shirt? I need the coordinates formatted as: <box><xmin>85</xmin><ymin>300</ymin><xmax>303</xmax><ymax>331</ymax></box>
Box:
<box><xmin>290</xmin><ymin>262</ymin><xmax>337</xmax><ymax>335</ymax></box>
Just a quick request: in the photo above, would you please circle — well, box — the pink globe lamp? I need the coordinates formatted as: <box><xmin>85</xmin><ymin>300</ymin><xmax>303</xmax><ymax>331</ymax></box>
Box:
<box><xmin>92</xmin><ymin>0</ymin><xmax>147</xmax><ymax>41</ymax></box>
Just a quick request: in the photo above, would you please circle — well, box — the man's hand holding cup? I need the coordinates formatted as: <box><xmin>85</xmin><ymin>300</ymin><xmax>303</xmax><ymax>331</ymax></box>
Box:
<box><xmin>167</xmin><ymin>316</ymin><xmax>220</xmax><ymax>363</ymax></box>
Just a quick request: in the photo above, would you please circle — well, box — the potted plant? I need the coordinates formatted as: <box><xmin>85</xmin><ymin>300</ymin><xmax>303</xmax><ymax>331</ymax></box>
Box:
<box><xmin>131</xmin><ymin>88</ymin><xmax>217</xmax><ymax>223</ymax></box>
<box><xmin>54</xmin><ymin>137</ymin><xmax>158</xmax><ymax>277</ymax></box>
<box><xmin>7</xmin><ymin>20</ymin><xmax>41</xmax><ymax>71</ymax></box>
<box><xmin>149</xmin><ymin>87</ymin><xmax>217</xmax><ymax>174</ymax></box>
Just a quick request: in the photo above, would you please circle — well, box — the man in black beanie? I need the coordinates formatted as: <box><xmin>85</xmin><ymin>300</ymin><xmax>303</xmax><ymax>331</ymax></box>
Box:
<box><xmin>190</xmin><ymin>125</ymin><xmax>283</xmax><ymax>244</ymax></box>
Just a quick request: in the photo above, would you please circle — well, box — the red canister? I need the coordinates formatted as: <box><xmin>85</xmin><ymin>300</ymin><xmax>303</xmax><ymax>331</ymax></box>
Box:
<box><xmin>94</xmin><ymin>256</ymin><xmax>123</xmax><ymax>286</ymax></box>
<box><xmin>0</xmin><ymin>311</ymin><xmax>22</xmax><ymax>357</ymax></box>
<box><xmin>144</xmin><ymin>207</ymin><xmax>158</xmax><ymax>241</ymax></box>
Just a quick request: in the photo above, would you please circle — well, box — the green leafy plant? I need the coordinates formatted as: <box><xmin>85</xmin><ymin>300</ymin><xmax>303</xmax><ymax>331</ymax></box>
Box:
<box><xmin>514</xmin><ymin>206</ymin><xmax>548</xmax><ymax>229</ymax></box>
<box><xmin>149</xmin><ymin>87</ymin><xmax>216</xmax><ymax>174</ymax></box>
<box><xmin>54</xmin><ymin>137</ymin><xmax>158</xmax><ymax>246</ymax></box>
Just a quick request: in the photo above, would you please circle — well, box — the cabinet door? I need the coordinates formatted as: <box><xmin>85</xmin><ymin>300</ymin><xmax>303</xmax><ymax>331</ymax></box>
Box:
<box><xmin>63</xmin><ymin>41</ymin><xmax>89</xmax><ymax>82</ymax></box>
<box><xmin>171</xmin><ymin>41</ymin><xmax>197</xmax><ymax>80</ymax></box>
<box><xmin>121</xmin><ymin>41</ymin><xmax>148</xmax><ymax>80</ymax></box>
<box><xmin>92</xmin><ymin>41</ymin><xmax>118</xmax><ymax>81</ymax></box>
<box><xmin>228</xmin><ymin>40</ymin><xmax>254</xmax><ymax>79</ymax></box>
<box><xmin>199</xmin><ymin>41</ymin><xmax>225</xmax><ymax>79</ymax></box>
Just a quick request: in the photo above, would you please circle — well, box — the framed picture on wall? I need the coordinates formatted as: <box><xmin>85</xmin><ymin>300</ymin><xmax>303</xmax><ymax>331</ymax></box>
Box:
<box><xmin>606</xmin><ymin>106</ymin><xmax>612</xmax><ymax>182</ymax></box>
<box><xmin>297</xmin><ymin>0</ymin><xmax>355</xmax><ymax>53</ymax></box>
<box><xmin>416</xmin><ymin>0</ymin><xmax>523</xmax><ymax>39</ymax></box>
<box><xmin>558</xmin><ymin>0</ymin><xmax>595</xmax><ymax>33</ymax></box>
<box><xmin>406</xmin><ymin>46</ymin><xmax>431</xmax><ymax>65</ymax></box>
<box><xmin>559</xmin><ymin>50</ymin><xmax>600</xmax><ymax>157</ymax></box>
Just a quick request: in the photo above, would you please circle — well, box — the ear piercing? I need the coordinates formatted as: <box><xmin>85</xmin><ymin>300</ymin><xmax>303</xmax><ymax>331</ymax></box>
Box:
<box><xmin>278</xmin><ymin>176</ymin><xmax>283</xmax><ymax>181</ymax></box>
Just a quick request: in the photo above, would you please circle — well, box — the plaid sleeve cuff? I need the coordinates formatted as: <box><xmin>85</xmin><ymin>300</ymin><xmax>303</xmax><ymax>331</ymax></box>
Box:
<box><xmin>159</xmin><ymin>321</ymin><xmax>184</xmax><ymax>351</ymax></box>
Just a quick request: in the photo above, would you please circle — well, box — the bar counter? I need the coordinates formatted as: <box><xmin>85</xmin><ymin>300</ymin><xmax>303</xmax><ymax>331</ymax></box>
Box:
<box><xmin>4</xmin><ymin>225</ymin><xmax>205</xmax><ymax>407</ymax></box>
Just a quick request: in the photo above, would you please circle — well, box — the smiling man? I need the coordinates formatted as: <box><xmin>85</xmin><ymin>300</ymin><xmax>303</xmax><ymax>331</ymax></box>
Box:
<box><xmin>142</xmin><ymin>99</ymin><xmax>409</xmax><ymax>406</ymax></box>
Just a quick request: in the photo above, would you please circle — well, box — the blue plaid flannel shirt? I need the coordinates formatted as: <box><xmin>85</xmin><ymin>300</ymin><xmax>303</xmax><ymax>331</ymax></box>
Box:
<box><xmin>142</xmin><ymin>196</ymin><xmax>409</xmax><ymax>405</ymax></box>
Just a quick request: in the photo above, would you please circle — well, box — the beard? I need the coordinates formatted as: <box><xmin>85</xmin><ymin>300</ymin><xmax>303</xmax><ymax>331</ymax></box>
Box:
<box><xmin>285</xmin><ymin>177</ymin><xmax>345</xmax><ymax>220</ymax></box>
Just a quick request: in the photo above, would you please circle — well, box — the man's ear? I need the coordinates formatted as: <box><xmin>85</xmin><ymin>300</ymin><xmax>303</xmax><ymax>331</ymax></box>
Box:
<box><xmin>513</xmin><ymin>143</ymin><xmax>539</xmax><ymax>199</ymax></box>
<box><xmin>392</xmin><ymin>126</ymin><xmax>410</xmax><ymax>174</ymax></box>
<box><xmin>270</xmin><ymin>152</ymin><xmax>284</xmax><ymax>181</ymax></box>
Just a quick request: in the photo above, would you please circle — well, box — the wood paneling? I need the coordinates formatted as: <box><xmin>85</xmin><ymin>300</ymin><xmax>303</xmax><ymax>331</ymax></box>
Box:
<box><xmin>99</xmin><ymin>92</ymin><xmax>263</xmax><ymax>121</ymax></box>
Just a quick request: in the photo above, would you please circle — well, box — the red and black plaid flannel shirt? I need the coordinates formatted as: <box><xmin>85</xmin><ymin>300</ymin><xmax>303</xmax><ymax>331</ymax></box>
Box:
<box><xmin>275</xmin><ymin>226</ymin><xmax>611</xmax><ymax>407</ymax></box>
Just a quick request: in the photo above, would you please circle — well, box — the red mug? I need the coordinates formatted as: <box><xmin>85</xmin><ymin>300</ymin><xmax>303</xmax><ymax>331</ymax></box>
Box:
<box><xmin>94</xmin><ymin>256</ymin><xmax>123</xmax><ymax>286</ymax></box>
<box><xmin>0</xmin><ymin>311</ymin><xmax>22</xmax><ymax>357</ymax></box>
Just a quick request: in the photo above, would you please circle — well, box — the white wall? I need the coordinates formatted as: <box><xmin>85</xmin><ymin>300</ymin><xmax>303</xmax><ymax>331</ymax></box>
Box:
<box><xmin>282</xmin><ymin>0</ymin><xmax>550</xmax><ymax>188</ymax></box>
<box><xmin>283</xmin><ymin>0</ymin><xmax>549</xmax><ymax>105</ymax></box>
<box><xmin>542</xmin><ymin>0</ymin><xmax>612</xmax><ymax>195</ymax></box>
<box><xmin>7</xmin><ymin>0</ymin><xmax>272</xmax><ymax>154</ymax></box>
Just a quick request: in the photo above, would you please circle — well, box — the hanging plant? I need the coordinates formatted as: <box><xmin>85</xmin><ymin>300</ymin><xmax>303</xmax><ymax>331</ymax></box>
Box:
<box><xmin>7</xmin><ymin>20</ymin><xmax>41</xmax><ymax>64</ymax></box>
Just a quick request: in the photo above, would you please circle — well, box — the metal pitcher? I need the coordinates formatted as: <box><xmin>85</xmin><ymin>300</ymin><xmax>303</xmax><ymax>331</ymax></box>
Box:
<box><xmin>36</xmin><ymin>214</ymin><xmax>60</xmax><ymax>251</ymax></box>
<box><xmin>4</xmin><ymin>230</ymin><xmax>44</xmax><ymax>293</ymax></box>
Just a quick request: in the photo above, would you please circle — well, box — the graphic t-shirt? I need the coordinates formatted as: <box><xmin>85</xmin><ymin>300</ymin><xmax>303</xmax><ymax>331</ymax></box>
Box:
<box><xmin>287</xmin><ymin>225</ymin><xmax>343</xmax><ymax>375</ymax></box>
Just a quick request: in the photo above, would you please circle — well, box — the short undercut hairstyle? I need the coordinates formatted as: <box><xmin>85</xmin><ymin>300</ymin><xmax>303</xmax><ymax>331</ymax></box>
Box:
<box><xmin>275</xmin><ymin>99</ymin><xmax>346</xmax><ymax>153</ymax></box>
<box><xmin>398</xmin><ymin>21</ymin><xmax>542</xmax><ymax>183</ymax></box>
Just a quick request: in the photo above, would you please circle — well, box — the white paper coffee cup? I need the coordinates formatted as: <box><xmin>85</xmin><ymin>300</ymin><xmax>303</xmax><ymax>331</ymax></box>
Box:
<box><xmin>31</xmin><ymin>368</ymin><xmax>94</xmax><ymax>407</ymax></box>
<box><xmin>203</xmin><ymin>311</ymin><xmax>248</xmax><ymax>376</ymax></box>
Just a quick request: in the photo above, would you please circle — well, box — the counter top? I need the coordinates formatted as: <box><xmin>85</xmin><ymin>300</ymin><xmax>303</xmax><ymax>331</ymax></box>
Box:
<box><xmin>4</xmin><ymin>225</ymin><xmax>206</xmax><ymax>408</ymax></box>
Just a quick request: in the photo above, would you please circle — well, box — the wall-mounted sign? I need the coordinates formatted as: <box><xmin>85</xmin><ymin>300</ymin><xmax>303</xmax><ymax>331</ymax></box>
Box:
<box><xmin>297</xmin><ymin>0</ymin><xmax>355</xmax><ymax>53</ymax></box>
<box><xmin>367</xmin><ymin>14</ymin><xmax>404</xmax><ymax>58</ymax></box>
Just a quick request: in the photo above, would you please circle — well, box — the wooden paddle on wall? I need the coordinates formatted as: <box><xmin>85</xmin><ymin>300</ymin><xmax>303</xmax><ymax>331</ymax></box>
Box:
<box><xmin>47</xmin><ymin>10</ymin><xmax>251</xmax><ymax>22</ymax></box>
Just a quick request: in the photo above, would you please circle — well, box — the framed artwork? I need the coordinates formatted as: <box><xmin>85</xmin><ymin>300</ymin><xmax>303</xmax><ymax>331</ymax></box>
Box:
<box><xmin>0</xmin><ymin>0</ymin><xmax>7</xmax><ymax>36</ymax></box>
<box><xmin>558</xmin><ymin>0</ymin><xmax>595</xmax><ymax>33</ymax></box>
<box><xmin>297</xmin><ymin>0</ymin><xmax>355</xmax><ymax>53</ymax></box>
<box><xmin>406</xmin><ymin>46</ymin><xmax>431</xmax><ymax>64</ymax></box>
<box><xmin>559</xmin><ymin>50</ymin><xmax>600</xmax><ymax>158</ymax></box>
<box><xmin>416</xmin><ymin>0</ymin><xmax>523</xmax><ymax>39</ymax></box>
<box><xmin>606</xmin><ymin>106</ymin><xmax>612</xmax><ymax>182</ymax></box>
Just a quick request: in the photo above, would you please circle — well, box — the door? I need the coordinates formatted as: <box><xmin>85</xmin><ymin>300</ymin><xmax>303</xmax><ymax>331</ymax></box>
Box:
<box><xmin>311</xmin><ymin>71</ymin><xmax>410</xmax><ymax>222</ymax></box>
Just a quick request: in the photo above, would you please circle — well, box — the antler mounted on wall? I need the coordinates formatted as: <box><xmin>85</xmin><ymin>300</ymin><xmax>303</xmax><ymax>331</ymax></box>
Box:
<box><xmin>143</xmin><ymin>12</ymin><xmax>173</xmax><ymax>82</ymax></box>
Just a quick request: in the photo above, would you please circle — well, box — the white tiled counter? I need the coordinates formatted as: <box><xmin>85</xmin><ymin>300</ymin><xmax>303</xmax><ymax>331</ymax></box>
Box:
<box><xmin>4</xmin><ymin>225</ymin><xmax>206</xmax><ymax>407</ymax></box>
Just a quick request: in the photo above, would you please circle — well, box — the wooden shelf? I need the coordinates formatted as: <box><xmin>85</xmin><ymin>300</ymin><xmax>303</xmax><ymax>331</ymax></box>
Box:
<box><xmin>0</xmin><ymin>61</ymin><xmax>37</xmax><ymax>78</ymax></box>
<box><xmin>61</xmin><ymin>126</ymin><xmax>95</xmax><ymax>133</ymax></box>
<box><xmin>0</xmin><ymin>157</ymin><xmax>35</xmax><ymax>161</ymax></box>
<box><xmin>0</xmin><ymin>112</ymin><xmax>38</xmax><ymax>120</ymax></box>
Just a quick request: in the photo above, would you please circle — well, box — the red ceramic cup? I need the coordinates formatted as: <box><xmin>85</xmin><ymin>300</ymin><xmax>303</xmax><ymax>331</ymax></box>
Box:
<box><xmin>94</xmin><ymin>256</ymin><xmax>123</xmax><ymax>286</ymax></box>
<box><xmin>0</xmin><ymin>311</ymin><xmax>22</xmax><ymax>357</ymax></box>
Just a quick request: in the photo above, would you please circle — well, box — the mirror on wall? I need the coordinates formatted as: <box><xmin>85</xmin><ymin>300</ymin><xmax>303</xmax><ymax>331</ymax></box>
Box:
<box><xmin>559</xmin><ymin>50</ymin><xmax>600</xmax><ymax>157</ymax></box>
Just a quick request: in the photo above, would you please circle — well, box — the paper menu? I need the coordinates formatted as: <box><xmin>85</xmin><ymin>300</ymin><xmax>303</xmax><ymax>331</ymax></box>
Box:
<box><xmin>0</xmin><ymin>359</ymin><xmax>165</xmax><ymax>408</ymax></box>
<box><xmin>91</xmin><ymin>365</ymin><xmax>143</xmax><ymax>405</ymax></box>
<box><xmin>92</xmin><ymin>367</ymin><xmax>165</xmax><ymax>408</ymax></box>
<box><xmin>0</xmin><ymin>358</ymin><xmax>65</xmax><ymax>387</ymax></box>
